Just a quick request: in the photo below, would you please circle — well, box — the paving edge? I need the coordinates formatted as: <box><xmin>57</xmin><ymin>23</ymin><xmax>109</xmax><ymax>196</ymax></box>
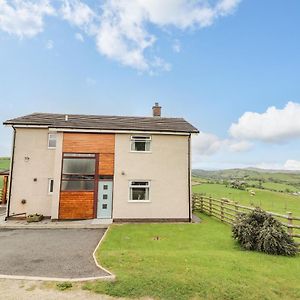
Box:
<box><xmin>0</xmin><ymin>227</ymin><xmax>116</xmax><ymax>282</ymax></box>
<box><xmin>0</xmin><ymin>224</ymin><xmax>109</xmax><ymax>229</ymax></box>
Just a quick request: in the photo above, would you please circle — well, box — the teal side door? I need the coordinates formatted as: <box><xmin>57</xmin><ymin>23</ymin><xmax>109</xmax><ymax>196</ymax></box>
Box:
<box><xmin>97</xmin><ymin>181</ymin><xmax>113</xmax><ymax>219</ymax></box>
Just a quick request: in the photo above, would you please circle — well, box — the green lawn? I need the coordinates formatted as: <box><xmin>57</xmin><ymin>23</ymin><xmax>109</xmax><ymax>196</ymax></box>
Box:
<box><xmin>83</xmin><ymin>214</ymin><xmax>300</xmax><ymax>300</ymax></box>
<box><xmin>193</xmin><ymin>183</ymin><xmax>300</xmax><ymax>216</ymax></box>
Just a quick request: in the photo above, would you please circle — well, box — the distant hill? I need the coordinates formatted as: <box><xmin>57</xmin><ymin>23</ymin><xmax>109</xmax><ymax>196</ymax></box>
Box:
<box><xmin>192</xmin><ymin>168</ymin><xmax>300</xmax><ymax>185</ymax></box>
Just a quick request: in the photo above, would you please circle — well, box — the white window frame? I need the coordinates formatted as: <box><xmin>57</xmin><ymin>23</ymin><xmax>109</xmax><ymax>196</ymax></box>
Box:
<box><xmin>128</xmin><ymin>180</ymin><xmax>151</xmax><ymax>202</ymax></box>
<box><xmin>130</xmin><ymin>135</ymin><xmax>151</xmax><ymax>153</ymax></box>
<box><xmin>48</xmin><ymin>133</ymin><xmax>57</xmax><ymax>149</ymax></box>
<box><xmin>48</xmin><ymin>179</ymin><xmax>54</xmax><ymax>195</ymax></box>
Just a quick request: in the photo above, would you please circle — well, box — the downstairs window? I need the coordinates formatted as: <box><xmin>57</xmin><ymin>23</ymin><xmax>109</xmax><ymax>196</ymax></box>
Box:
<box><xmin>129</xmin><ymin>181</ymin><xmax>150</xmax><ymax>201</ymax></box>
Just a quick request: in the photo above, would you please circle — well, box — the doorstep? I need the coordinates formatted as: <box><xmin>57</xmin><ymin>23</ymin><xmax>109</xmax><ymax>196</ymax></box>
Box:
<box><xmin>0</xmin><ymin>216</ymin><xmax>112</xmax><ymax>229</ymax></box>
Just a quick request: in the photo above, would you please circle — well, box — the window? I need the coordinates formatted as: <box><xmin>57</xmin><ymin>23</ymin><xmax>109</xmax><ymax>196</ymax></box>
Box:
<box><xmin>130</xmin><ymin>136</ymin><xmax>151</xmax><ymax>152</ymax></box>
<box><xmin>48</xmin><ymin>179</ymin><xmax>54</xmax><ymax>194</ymax></box>
<box><xmin>129</xmin><ymin>181</ymin><xmax>150</xmax><ymax>201</ymax></box>
<box><xmin>48</xmin><ymin>133</ymin><xmax>57</xmax><ymax>149</ymax></box>
<box><xmin>61</xmin><ymin>153</ymin><xmax>96</xmax><ymax>191</ymax></box>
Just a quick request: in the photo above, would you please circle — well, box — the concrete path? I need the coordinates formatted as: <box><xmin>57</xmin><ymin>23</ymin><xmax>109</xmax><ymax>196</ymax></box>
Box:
<box><xmin>0</xmin><ymin>217</ymin><xmax>112</xmax><ymax>229</ymax></box>
<box><xmin>0</xmin><ymin>229</ymin><xmax>111</xmax><ymax>280</ymax></box>
<box><xmin>0</xmin><ymin>279</ymin><xmax>120</xmax><ymax>300</ymax></box>
<box><xmin>0</xmin><ymin>206</ymin><xmax>6</xmax><ymax>216</ymax></box>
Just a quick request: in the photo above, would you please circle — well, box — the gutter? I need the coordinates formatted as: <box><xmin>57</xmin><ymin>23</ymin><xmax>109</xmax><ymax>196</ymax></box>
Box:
<box><xmin>5</xmin><ymin>126</ymin><xmax>16</xmax><ymax>220</ymax></box>
<box><xmin>188</xmin><ymin>133</ymin><xmax>192</xmax><ymax>222</ymax></box>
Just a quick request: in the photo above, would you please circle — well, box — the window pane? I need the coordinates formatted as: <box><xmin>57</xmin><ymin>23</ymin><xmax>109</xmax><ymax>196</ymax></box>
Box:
<box><xmin>145</xmin><ymin>141</ymin><xmax>150</xmax><ymax>151</ymax></box>
<box><xmin>131</xmin><ymin>187</ymin><xmax>149</xmax><ymax>200</ymax></box>
<box><xmin>134</xmin><ymin>141</ymin><xmax>146</xmax><ymax>151</ymax></box>
<box><xmin>48</xmin><ymin>138</ymin><xmax>56</xmax><ymax>148</ymax></box>
<box><xmin>131</xmin><ymin>181</ymin><xmax>149</xmax><ymax>186</ymax></box>
<box><xmin>49</xmin><ymin>179</ymin><xmax>54</xmax><ymax>193</ymax></box>
<box><xmin>64</xmin><ymin>153</ymin><xmax>95</xmax><ymax>157</ymax></box>
<box><xmin>63</xmin><ymin>158</ymin><xmax>95</xmax><ymax>174</ymax></box>
<box><xmin>61</xmin><ymin>180</ymin><xmax>94</xmax><ymax>191</ymax></box>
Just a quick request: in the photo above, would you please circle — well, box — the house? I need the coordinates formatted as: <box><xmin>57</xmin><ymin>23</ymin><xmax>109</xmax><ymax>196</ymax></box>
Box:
<box><xmin>3</xmin><ymin>103</ymin><xmax>198</xmax><ymax>222</ymax></box>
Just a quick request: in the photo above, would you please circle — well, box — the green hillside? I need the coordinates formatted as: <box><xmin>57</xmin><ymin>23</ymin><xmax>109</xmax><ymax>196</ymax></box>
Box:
<box><xmin>193</xmin><ymin>183</ymin><xmax>300</xmax><ymax>216</ymax></box>
<box><xmin>0</xmin><ymin>157</ymin><xmax>10</xmax><ymax>170</ymax></box>
<box><xmin>0</xmin><ymin>157</ymin><xmax>10</xmax><ymax>190</ymax></box>
<box><xmin>192</xmin><ymin>168</ymin><xmax>300</xmax><ymax>193</ymax></box>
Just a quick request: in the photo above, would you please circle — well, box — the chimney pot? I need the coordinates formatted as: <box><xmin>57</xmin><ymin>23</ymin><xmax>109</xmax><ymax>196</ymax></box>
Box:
<box><xmin>152</xmin><ymin>102</ymin><xmax>161</xmax><ymax>117</ymax></box>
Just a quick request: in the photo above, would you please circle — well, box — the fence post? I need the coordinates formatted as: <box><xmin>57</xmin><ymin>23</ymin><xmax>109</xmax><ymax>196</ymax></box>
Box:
<box><xmin>287</xmin><ymin>212</ymin><xmax>293</xmax><ymax>236</ymax></box>
<box><xmin>235</xmin><ymin>201</ymin><xmax>239</xmax><ymax>218</ymax></box>
<box><xmin>221</xmin><ymin>200</ymin><xmax>224</xmax><ymax>222</ymax></box>
<box><xmin>200</xmin><ymin>196</ymin><xmax>203</xmax><ymax>212</ymax></box>
<box><xmin>209</xmin><ymin>197</ymin><xmax>212</xmax><ymax>216</ymax></box>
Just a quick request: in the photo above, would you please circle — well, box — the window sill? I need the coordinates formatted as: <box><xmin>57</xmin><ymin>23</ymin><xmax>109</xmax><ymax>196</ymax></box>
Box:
<box><xmin>130</xmin><ymin>151</ymin><xmax>152</xmax><ymax>154</ymax></box>
<box><xmin>128</xmin><ymin>200</ymin><xmax>151</xmax><ymax>203</ymax></box>
<box><xmin>48</xmin><ymin>147</ymin><xmax>56</xmax><ymax>150</ymax></box>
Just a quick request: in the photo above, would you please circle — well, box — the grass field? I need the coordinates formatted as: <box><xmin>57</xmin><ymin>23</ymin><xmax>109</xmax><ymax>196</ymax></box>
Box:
<box><xmin>0</xmin><ymin>157</ymin><xmax>10</xmax><ymax>170</ymax></box>
<box><xmin>193</xmin><ymin>183</ymin><xmax>300</xmax><ymax>216</ymax></box>
<box><xmin>83</xmin><ymin>213</ymin><xmax>300</xmax><ymax>300</ymax></box>
<box><xmin>0</xmin><ymin>157</ymin><xmax>10</xmax><ymax>190</ymax></box>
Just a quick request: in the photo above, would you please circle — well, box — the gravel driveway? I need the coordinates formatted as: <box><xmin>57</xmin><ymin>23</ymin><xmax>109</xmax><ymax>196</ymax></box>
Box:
<box><xmin>0</xmin><ymin>229</ymin><xmax>110</xmax><ymax>279</ymax></box>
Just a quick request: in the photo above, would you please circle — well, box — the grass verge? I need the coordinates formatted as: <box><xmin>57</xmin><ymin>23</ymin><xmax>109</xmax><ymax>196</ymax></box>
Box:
<box><xmin>83</xmin><ymin>214</ymin><xmax>300</xmax><ymax>300</ymax></box>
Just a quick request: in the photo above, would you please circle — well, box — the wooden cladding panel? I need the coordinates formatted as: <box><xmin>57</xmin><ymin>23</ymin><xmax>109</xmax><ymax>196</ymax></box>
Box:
<box><xmin>59</xmin><ymin>191</ymin><xmax>94</xmax><ymax>220</ymax></box>
<box><xmin>63</xmin><ymin>133</ymin><xmax>115</xmax><ymax>154</ymax></box>
<box><xmin>99</xmin><ymin>154</ymin><xmax>114</xmax><ymax>175</ymax></box>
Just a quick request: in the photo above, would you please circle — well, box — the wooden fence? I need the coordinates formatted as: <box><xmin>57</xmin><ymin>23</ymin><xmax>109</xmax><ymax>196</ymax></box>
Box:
<box><xmin>193</xmin><ymin>193</ymin><xmax>300</xmax><ymax>244</ymax></box>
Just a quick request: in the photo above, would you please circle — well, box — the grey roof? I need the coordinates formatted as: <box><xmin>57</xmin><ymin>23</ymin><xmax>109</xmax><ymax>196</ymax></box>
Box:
<box><xmin>3</xmin><ymin>113</ymin><xmax>199</xmax><ymax>133</ymax></box>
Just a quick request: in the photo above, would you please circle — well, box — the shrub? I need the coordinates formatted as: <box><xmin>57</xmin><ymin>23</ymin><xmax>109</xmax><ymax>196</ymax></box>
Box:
<box><xmin>232</xmin><ymin>208</ymin><xmax>298</xmax><ymax>256</ymax></box>
<box><xmin>56</xmin><ymin>282</ymin><xmax>73</xmax><ymax>291</ymax></box>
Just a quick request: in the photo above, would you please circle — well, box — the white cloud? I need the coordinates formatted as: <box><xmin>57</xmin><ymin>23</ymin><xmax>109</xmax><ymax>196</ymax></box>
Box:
<box><xmin>60</xmin><ymin>0</ymin><xmax>95</xmax><ymax>28</ymax></box>
<box><xmin>0</xmin><ymin>0</ymin><xmax>241</xmax><ymax>71</ymax></box>
<box><xmin>0</xmin><ymin>0</ymin><xmax>55</xmax><ymax>38</ymax></box>
<box><xmin>230</xmin><ymin>102</ymin><xmax>300</xmax><ymax>143</ymax></box>
<box><xmin>228</xmin><ymin>140</ymin><xmax>252</xmax><ymax>152</ymax></box>
<box><xmin>172</xmin><ymin>39</ymin><xmax>181</xmax><ymax>53</ymax></box>
<box><xmin>75</xmin><ymin>32</ymin><xmax>84</xmax><ymax>42</ymax></box>
<box><xmin>284</xmin><ymin>160</ymin><xmax>300</xmax><ymax>171</ymax></box>
<box><xmin>193</xmin><ymin>132</ymin><xmax>225</xmax><ymax>156</ymax></box>
<box><xmin>192</xmin><ymin>131</ymin><xmax>252</xmax><ymax>156</ymax></box>
<box><xmin>45</xmin><ymin>39</ymin><xmax>53</xmax><ymax>49</ymax></box>
<box><xmin>94</xmin><ymin>0</ymin><xmax>241</xmax><ymax>71</ymax></box>
<box><xmin>254</xmin><ymin>160</ymin><xmax>300</xmax><ymax>171</ymax></box>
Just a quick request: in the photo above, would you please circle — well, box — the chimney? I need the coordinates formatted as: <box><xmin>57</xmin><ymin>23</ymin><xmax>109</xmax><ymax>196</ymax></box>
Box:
<box><xmin>65</xmin><ymin>115</ymin><xmax>69</xmax><ymax>121</ymax></box>
<box><xmin>152</xmin><ymin>102</ymin><xmax>161</xmax><ymax>117</ymax></box>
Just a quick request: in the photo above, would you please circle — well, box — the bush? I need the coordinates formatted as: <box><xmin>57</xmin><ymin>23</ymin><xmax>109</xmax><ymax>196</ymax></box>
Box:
<box><xmin>56</xmin><ymin>282</ymin><xmax>73</xmax><ymax>291</ymax></box>
<box><xmin>232</xmin><ymin>208</ymin><xmax>298</xmax><ymax>256</ymax></box>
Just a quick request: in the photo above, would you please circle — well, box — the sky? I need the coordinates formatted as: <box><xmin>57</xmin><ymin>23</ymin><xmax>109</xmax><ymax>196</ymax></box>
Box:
<box><xmin>1</xmin><ymin>0</ymin><xmax>300</xmax><ymax>170</ymax></box>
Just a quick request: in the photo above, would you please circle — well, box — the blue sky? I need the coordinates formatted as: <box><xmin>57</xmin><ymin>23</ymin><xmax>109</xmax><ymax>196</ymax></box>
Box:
<box><xmin>1</xmin><ymin>0</ymin><xmax>300</xmax><ymax>170</ymax></box>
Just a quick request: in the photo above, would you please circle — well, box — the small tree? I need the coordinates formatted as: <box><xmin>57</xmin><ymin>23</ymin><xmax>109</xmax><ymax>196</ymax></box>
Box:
<box><xmin>232</xmin><ymin>208</ymin><xmax>298</xmax><ymax>256</ymax></box>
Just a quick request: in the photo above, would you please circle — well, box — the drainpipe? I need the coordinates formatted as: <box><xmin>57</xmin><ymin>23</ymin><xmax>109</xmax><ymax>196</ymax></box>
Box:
<box><xmin>188</xmin><ymin>133</ymin><xmax>191</xmax><ymax>222</ymax></box>
<box><xmin>5</xmin><ymin>126</ymin><xmax>16</xmax><ymax>220</ymax></box>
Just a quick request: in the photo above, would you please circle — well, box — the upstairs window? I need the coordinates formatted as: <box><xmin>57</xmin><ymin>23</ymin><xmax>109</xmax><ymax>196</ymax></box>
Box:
<box><xmin>61</xmin><ymin>153</ymin><xmax>96</xmax><ymax>191</ymax></box>
<box><xmin>48</xmin><ymin>133</ymin><xmax>57</xmax><ymax>149</ymax></box>
<box><xmin>129</xmin><ymin>181</ymin><xmax>150</xmax><ymax>201</ymax></box>
<box><xmin>130</xmin><ymin>136</ymin><xmax>151</xmax><ymax>152</ymax></box>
